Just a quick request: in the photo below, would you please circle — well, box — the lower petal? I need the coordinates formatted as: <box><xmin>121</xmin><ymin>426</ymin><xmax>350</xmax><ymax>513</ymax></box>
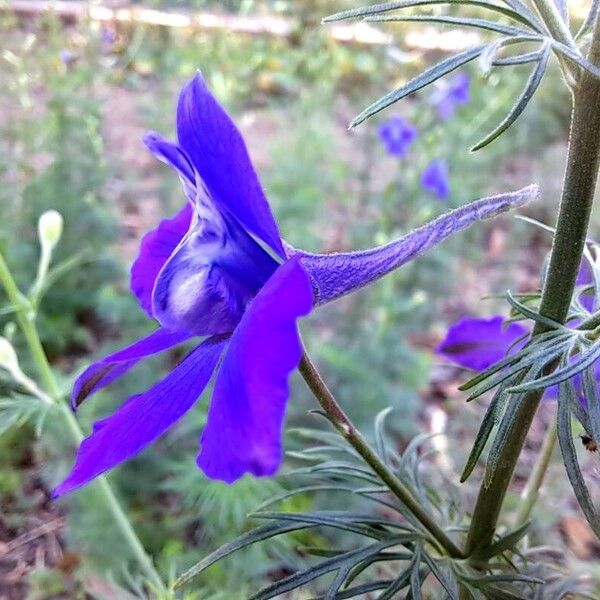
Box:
<box><xmin>72</xmin><ymin>327</ymin><xmax>192</xmax><ymax>409</ymax></box>
<box><xmin>197</xmin><ymin>257</ymin><xmax>313</xmax><ymax>483</ymax></box>
<box><xmin>54</xmin><ymin>336</ymin><xmax>227</xmax><ymax>497</ymax></box>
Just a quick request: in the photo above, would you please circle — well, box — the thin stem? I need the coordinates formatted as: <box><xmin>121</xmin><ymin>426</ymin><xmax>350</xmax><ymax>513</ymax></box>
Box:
<box><xmin>465</xmin><ymin>18</ymin><xmax>600</xmax><ymax>555</ymax></box>
<box><xmin>0</xmin><ymin>251</ymin><xmax>167</xmax><ymax>594</ymax></box>
<box><xmin>514</xmin><ymin>415</ymin><xmax>557</xmax><ymax>528</ymax></box>
<box><xmin>298</xmin><ymin>351</ymin><xmax>467</xmax><ymax>559</ymax></box>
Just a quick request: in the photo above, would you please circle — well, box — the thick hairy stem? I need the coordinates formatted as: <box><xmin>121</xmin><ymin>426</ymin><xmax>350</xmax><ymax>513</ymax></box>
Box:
<box><xmin>0</xmin><ymin>252</ymin><xmax>167</xmax><ymax>594</ymax></box>
<box><xmin>298</xmin><ymin>351</ymin><xmax>467</xmax><ymax>559</ymax></box>
<box><xmin>466</xmin><ymin>20</ymin><xmax>600</xmax><ymax>555</ymax></box>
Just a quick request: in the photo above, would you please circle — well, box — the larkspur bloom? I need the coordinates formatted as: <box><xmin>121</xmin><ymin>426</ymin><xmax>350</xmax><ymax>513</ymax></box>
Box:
<box><xmin>430</xmin><ymin>72</ymin><xmax>470</xmax><ymax>120</ymax></box>
<box><xmin>378</xmin><ymin>116</ymin><xmax>417</xmax><ymax>157</ymax></box>
<box><xmin>437</xmin><ymin>315</ymin><xmax>527</xmax><ymax>371</ymax></box>
<box><xmin>437</xmin><ymin>263</ymin><xmax>598</xmax><ymax>395</ymax></box>
<box><xmin>53</xmin><ymin>72</ymin><xmax>537</xmax><ymax>497</ymax></box>
<box><xmin>421</xmin><ymin>159</ymin><xmax>450</xmax><ymax>200</ymax></box>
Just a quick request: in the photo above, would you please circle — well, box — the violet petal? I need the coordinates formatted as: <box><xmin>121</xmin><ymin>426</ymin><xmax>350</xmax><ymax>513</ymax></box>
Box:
<box><xmin>197</xmin><ymin>257</ymin><xmax>313</xmax><ymax>483</ymax></box>
<box><xmin>176</xmin><ymin>72</ymin><xmax>285</xmax><ymax>256</ymax></box>
<box><xmin>71</xmin><ymin>327</ymin><xmax>192</xmax><ymax>409</ymax></box>
<box><xmin>436</xmin><ymin>315</ymin><xmax>528</xmax><ymax>371</ymax></box>
<box><xmin>54</xmin><ymin>336</ymin><xmax>227</xmax><ymax>497</ymax></box>
<box><xmin>130</xmin><ymin>204</ymin><xmax>193</xmax><ymax>316</ymax></box>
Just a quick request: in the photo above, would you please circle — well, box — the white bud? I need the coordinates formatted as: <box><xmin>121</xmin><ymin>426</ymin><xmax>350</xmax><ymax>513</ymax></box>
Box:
<box><xmin>38</xmin><ymin>210</ymin><xmax>64</xmax><ymax>252</ymax></box>
<box><xmin>0</xmin><ymin>336</ymin><xmax>20</xmax><ymax>377</ymax></box>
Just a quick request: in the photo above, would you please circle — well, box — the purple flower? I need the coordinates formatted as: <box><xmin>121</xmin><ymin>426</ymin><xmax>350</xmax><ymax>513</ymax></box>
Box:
<box><xmin>52</xmin><ymin>73</ymin><xmax>537</xmax><ymax>497</ymax></box>
<box><xmin>421</xmin><ymin>159</ymin><xmax>450</xmax><ymax>200</ymax></box>
<box><xmin>431</xmin><ymin>72</ymin><xmax>471</xmax><ymax>120</ymax></box>
<box><xmin>437</xmin><ymin>316</ymin><xmax>527</xmax><ymax>371</ymax></box>
<box><xmin>378</xmin><ymin>116</ymin><xmax>417</xmax><ymax>157</ymax></box>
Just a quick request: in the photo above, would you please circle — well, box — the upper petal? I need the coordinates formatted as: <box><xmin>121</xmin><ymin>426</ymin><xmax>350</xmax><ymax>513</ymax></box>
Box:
<box><xmin>176</xmin><ymin>72</ymin><xmax>284</xmax><ymax>257</ymax></box>
<box><xmin>54</xmin><ymin>336</ymin><xmax>227</xmax><ymax>497</ymax></box>
<box><xmin>436</xmin><ymin>315</ymin><xmax>528</xmax><ymax>371</ymax></box>
<box><xmin>130</xmin><ymin>204</ymin><xmax>193</xmax><ymax>317</ymax></box>
<box><xmin>71</xmin><ymin>327</ymin><xmax>192</xmax><ymax>409</ymax></box>
<box><xmin>293</xmin><ymin>185</ymin><xmax>539</xmax><ymax>305</ymax></box>
<box><xmin>197</xmin><ymin>257</ymin><xmax>313</xmax><ymax>483</ymax></box>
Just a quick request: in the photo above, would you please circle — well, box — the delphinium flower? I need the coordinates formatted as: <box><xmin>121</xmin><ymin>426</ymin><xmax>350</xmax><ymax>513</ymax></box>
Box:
<box><xmin>421</xmin><ymin>159</ymin><xmax>450</xmax><ymax>200</ymax></box>
<box><xmin>430</xmin><ymin>72</ymin><xmax>471</xmax><ymax>120</ymax></box>
<box><xmin>437</xmin><ymin>265</ymin><xmax>598</xmax><ymax>394</ymax></box>
<box><xmin>52</xmin><ymin>72</ymin><xmax>537</xmax><ymax>497</ymax></box>
<box><xmin>378</xmin><ymin>116</ymin><xmax>417</xmax><ymax>157</ymax></box>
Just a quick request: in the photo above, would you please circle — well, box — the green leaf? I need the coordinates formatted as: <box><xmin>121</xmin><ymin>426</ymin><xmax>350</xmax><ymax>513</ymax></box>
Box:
<box><xmin>364</xmin><ymin>14</ymin><xmax>533</xmax><ymax>36</ymax></box>
<box><xmin>508</xmin><ymin>339</ymin><xmax>600</xmax><ymax>393</ymax></box>
<box><xmin>551</xmin><ymin>40</ymin><xmax>600</xmax><ymax>79</ymax></box>
<box><xmin>576</xmin><ymin>0</ymin><xmax>600</xmax><ymax>40</ymax></box>
<box><xmin>582</xmin><ymin>365</ymin><xmax>600</xmax><ymax>444</ymax></box>
<box><xmin>374</xmin><ymin>407</ymin><xmax>394</xmax><ymax>463</ymax></box>
<box><xmin>250</xmin><ymin>539</ymin><xmax>403</xmax><ymax>600</ymax></box>
<box><xmin>472</xmin><ymin>44</ymin><xmax>551</xmax><ymax>151</ymax></box>
<box><xmin>308</xmin><ymin>579</ymin><xmax>394</xmax><ymax>599</ymax></box>
<box><xmin>323</xmin><ymin>0</ymin><xmax>541</xmax><ymax>30</ymax></box>
<box><xmin>409</xmin><ymin>544</ymin><xmax>423</xmax><ymax>600</ymax></box>
<box><xmin>349</xmin><ymin>45</ymin><xmax>486</xmax><ymax>127</ymax></box>
<box><xmin>174</xmin><ymin>520</ymin><xmax>313</xmax><ymax>589</ymax></box>
<box><xmin>458</xmin><ymin>329</ymin><xmax>565</xmax><ymax>391</ymax></box>
<box><xmin>557</xmin><ymin>381</ymin><xmax>600</xmax><ymax>538</ymax></box>
<box><xmin>422</xmin><ymin>552</ymin><xmax>458</xmax><ymax>599</ymax></box>
<box><xmin>475</xmin><ymin>520</ymin><xmax>531</xmax><ymax>559</ymax></box>
<box><xmin>461</xmin><ymin>381</ymin><xmax>511</xmax><ymax>481</ymax></box>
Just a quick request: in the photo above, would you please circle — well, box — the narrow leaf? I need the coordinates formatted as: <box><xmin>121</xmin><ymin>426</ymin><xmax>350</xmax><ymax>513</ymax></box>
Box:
<box><xmin>475</xmin><ymin>520</ymin><xmax>531</xmax><ymax>559</ymax></box>
<box><xmin>350</xmin><ymin>46</ymin><xmax>486</xmax><ymax>127</ymax></box>
<box><xmin>508</xmin><ymin>339</ymin><xmax>600</xmax><ymax>393</ymax></box>
<box><xmin>557</xmin><ymin>381</ymin><xmax>600</xmax><ymax>538</ymax></box>
<box><xmin>472</xmin><ymin>44</ymin><xmax>550</xmax><ymax>150</ymax></box>
<box><xmin>323</xmin><ymin>0</ymin><xmax>541</xmax><ymax>30</ymax></box>
<box><xmin>365</xmin><ymin>14</ymin><xmax>532</xmax><ymax>36</ymax></box>
<box><xmin>421</xmin><ymin>552</ymin><xmax>459</xmax><ymax>599</ymax></box>
<box><xmin>461</xmin><ymin>382</ymin><xmax>511</xmax><ymax>481</ymax></box>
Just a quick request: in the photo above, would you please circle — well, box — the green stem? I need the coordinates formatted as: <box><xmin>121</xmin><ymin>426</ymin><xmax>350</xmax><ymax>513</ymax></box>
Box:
<box><xmin>514</xmin><ymin>415</ymin><xmax>557</xmax><ymax>528</ymax></box>
<box><xmin>465</xmin><ymin>18</ymin><xmax>600</xmax><ymax>555</ymax></box>
<box><xmin>298</xmin><ymin>351</ymin><xmax>467</xmax><ymax>559</ymax></box>
<box><xmin>0</xmin><ymin>251</ymin><xmax>167</xmax><ymax>594</ymax></box>
<box><xmin>531</xmin><ymin>0</ymin><xmax>576</xmax><ymax>49</ymax></box>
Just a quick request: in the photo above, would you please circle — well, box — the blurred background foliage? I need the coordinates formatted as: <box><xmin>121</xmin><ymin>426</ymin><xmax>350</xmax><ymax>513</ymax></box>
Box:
<box><xmin>0</xmin><ymin>0</ymin><xmax>596</xmax><ymax>597</ymax></box>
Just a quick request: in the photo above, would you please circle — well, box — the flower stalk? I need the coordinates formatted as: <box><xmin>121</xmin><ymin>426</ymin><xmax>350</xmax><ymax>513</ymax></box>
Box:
<box><xmin>298</xmin><ymin>350</ymin><xmax>467</xmax><ymax>559</ymax></box>
<box><xmin>514</xmin><ymin>415</ymin><xmax>558</xmax><ymax>528</ymax></box>
<box><xmin>0</xmin><ymin>251</ymin><xmax>167</xmax><ymax>594</ymax></box>
<box><xmin>465</xmin><ymin>17</ymin><xmax>600</xmax><ymax>555</ymax></box>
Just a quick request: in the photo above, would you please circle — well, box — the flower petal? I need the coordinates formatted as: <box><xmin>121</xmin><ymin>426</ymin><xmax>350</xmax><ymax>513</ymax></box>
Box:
<box><xmin>294</xmin><ymin>185</ymin><xmax>538</xmax><ymax>305</ymax></box>
<box><xmin>176</xmin><ymin>72</ymin><xmax>284</xmax><ymax>256</ymax></box>
<box><xmin>71</xmin><ymin>327</ymin><xmax>192</xmax><ymax>409</ymax></box>
<box><xmin>143</xmin><ymin>131</ymin><xmax>196</xmax><ymax>201</ymax></box>
<box><xmin>54</xmin><ymin>336</ymin><xmax>227</xmax><ymax>497</ymax></box>
<box><xmin>197</xmin><ymin>257</ymin><xmax>313</xmax><ymax>483</ymax></box>
<box><xmin>436</xmin><ymin>316</ymin><xmax>528</xmax><ymax>371</ymax></box>
<box><xmin>130</xmin><ymin>204</ymin><xmax>193</xmax><ymax>316</ymax></box>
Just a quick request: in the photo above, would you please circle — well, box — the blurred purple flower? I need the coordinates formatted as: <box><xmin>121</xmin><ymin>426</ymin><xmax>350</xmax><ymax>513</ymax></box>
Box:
<box><xmin>378</xmin><ymin>116</ymin><xmax>417</xmax><ymax>157</ymax></box>
<box><xmin>100</xmin><ymin>26</ymin><xmax>116</xmax><ymax>47</ymax></box>
<box><xmin>431</xmin><ymin>72</ymin><xmax>471</xmax><ymax>120</ymax></box>
<box><xmin>53</xmin><ymin>73</ymin><xmax>537</xmax><ymax>497</ymax></box>
<box><xmin>59</xmin><ymin>49</ymin><xmax>76</xmax><ymax>66</ymax></box>
<box><xmin>421</xmin><ymin>159</ymin><xmax>450</xmax><ymax>200</ymax></box>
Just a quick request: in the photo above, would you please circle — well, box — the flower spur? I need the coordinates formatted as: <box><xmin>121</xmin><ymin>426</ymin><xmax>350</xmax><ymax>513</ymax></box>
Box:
<box><xmin>53</xmin><ymin>73</ymin><xmax>538</xmax><ymax>497</ymax></box>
